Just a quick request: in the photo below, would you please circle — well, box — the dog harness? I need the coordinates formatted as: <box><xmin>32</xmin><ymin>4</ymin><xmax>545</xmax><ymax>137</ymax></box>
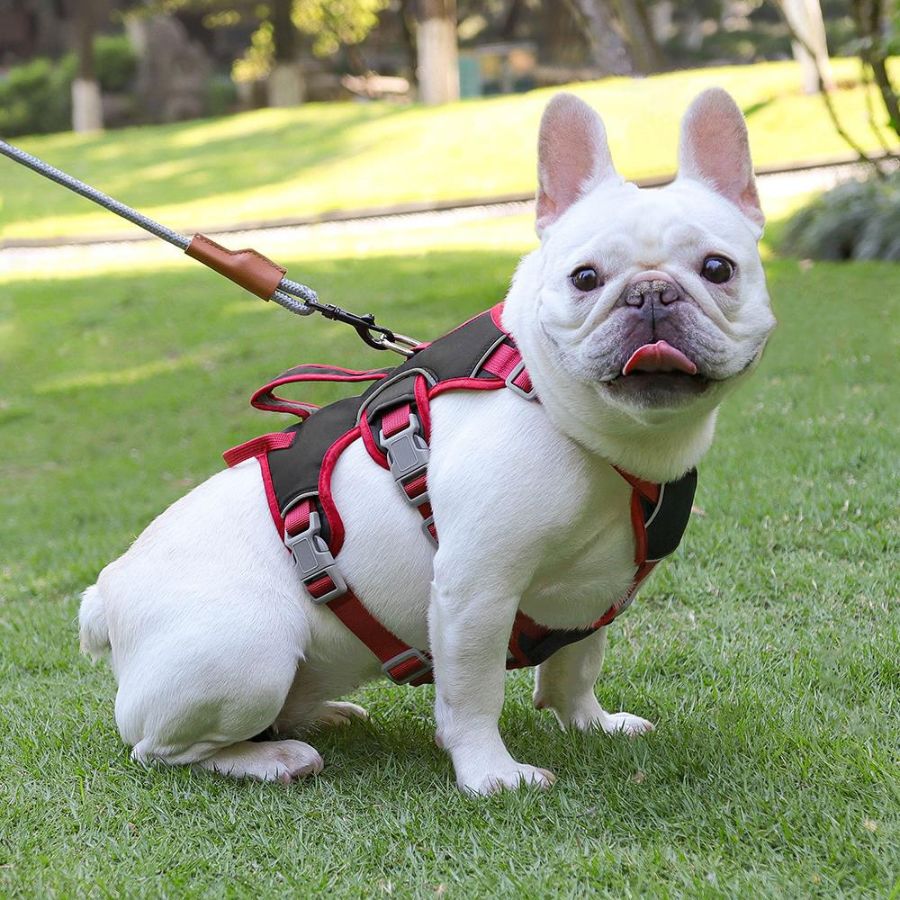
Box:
<box><xmin>225</xmin><ymin>305</ymin><xmax>697</xmax><ymax>686</ymax></box>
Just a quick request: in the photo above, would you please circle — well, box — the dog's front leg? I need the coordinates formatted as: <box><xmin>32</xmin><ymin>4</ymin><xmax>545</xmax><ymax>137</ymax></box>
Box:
<box><xmin>533</xmin><ymin>628</ymin><xmax>654</xmax><ymax>736</ymax></box>
<box><xmin>430</xmin><ymin>563</ymin><xmax>555</xmax><ymax>796</ymax></box>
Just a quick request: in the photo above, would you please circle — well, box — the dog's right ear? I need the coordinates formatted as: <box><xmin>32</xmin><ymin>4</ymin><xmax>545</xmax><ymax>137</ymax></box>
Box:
<box><xmin>677</xmin><ymin>88</ymin><xmax>764</xmax><ymax>233</ymax></box>
<box><xmin>536</xmin><ymin>93</ymin><xmax>617</xmax><ymax>235</ymax></box>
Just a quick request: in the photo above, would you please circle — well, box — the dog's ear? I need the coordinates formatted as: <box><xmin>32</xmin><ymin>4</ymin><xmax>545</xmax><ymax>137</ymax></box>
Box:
<box><xmin>677</xmin><ymin>88</ymin><xmax>764</xmax><ymax>233</ymax></box>
<box><xmin>536</xmin><ymin>93</ymin><xmax>616</xmax><ymax>235</ymax></box>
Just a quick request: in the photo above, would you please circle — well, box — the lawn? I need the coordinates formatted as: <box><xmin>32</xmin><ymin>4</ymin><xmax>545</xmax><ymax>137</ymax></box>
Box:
<box><xmin>0</xmin><ymin>210</ymin><xmax>897</xmax><ymax>896</ymax></box>
<box><xmin>2</xmin><ymin>58</ymin><xmax>899</xmax><ymax>243</ymax></box>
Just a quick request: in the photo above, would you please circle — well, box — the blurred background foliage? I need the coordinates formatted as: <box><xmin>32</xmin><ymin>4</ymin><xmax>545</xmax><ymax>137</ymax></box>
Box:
<box><xmin>0</xmin><ymin>0</ymin><xmax>895</xmax><ymax>132</ymax></box>
<box><xmin>781</xmin><ymin>169</ymin><xmax>900</xmax><ymax>259</ymax></box>
<box><xmin>0</xmin><ymin>0</ymin><xmax>896</xmax><ymax>258</ymax></box>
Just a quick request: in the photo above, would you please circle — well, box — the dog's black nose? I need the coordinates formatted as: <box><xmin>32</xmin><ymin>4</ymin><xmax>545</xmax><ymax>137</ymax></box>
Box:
<box><xmin>622</xmin><ymin>272</ymin><xmax>683</xmax><ymax>308</ymax></box>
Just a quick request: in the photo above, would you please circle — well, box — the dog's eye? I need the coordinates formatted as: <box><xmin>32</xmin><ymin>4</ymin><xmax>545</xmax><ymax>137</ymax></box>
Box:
<box><xmin>701</xmin><ymin>256</ymin><xmax>735</xmax><ymax>284</ymax></box>
<box><xmin>570</xmin><ymin>266</ymin><xmax>601</xmax><ymax>292</ymax></box>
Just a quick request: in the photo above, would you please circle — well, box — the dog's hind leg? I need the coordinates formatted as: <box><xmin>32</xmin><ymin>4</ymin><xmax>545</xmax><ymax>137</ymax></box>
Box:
<box><xmin>114</xmin><ymin>604</ymin><xmax>323</xmax><ymax>783</ymax></box>
<box><xmin>121</xmin><ymin>650</ymin><xmax>325</xmax><ymax>783</ymax></box>
<box><xmin>533</xmin><ymin>628</ymin><xmax>654</xmax><ymax>735</ymax></box>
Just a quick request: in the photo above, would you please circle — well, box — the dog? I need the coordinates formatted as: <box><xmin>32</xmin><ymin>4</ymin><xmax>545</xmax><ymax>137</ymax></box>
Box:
<box><xmin>79</xmin><ymin>88</ymin><xmax>775</xmax><ymax>795</ymax></box>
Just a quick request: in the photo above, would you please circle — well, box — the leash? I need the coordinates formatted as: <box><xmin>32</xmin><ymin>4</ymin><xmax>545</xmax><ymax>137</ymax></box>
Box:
<box><xmin>0</xmin><ymin>139</ymin><xmax>419</xmax><ymax>357</ymax></box>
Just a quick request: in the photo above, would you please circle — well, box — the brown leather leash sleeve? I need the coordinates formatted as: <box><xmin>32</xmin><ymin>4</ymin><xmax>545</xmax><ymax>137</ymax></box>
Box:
<box><xmin>185</xmin><ymin>233</ymin><xmax>286</xmax><ymax>300</ymax></box>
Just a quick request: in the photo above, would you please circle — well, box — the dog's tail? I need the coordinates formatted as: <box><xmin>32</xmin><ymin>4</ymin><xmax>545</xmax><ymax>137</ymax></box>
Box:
<box><xmin>79</xmin><ymin>583</ymin><xmax>110</xmax><ymax>659</ymax></box>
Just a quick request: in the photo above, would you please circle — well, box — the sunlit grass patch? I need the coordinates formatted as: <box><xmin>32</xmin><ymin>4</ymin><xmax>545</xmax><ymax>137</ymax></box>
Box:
<box><xmin>1</xmin><ymin>59</ymin><xmax>896</xmax><ymax>242</ymax></box>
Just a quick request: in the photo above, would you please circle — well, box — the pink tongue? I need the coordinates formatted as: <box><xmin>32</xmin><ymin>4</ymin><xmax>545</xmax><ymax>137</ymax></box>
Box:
<box><xmin>622</xmin><ymin>341</ymin><xmax>698</xmax><ymax>376</ymax></box>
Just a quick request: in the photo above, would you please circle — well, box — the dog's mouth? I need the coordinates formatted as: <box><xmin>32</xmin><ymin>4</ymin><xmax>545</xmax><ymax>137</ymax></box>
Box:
<box><xmin>604</xmin><ymin>340</ymin><xmax>712</xmax><ymax>403</ymax></box>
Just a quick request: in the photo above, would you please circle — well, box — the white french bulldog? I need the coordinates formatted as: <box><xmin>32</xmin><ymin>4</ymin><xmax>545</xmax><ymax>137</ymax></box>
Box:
<box><xmin>79</xmin><ymin>88</ymin><xmax>775</xmax><ymax>795</ymax></box>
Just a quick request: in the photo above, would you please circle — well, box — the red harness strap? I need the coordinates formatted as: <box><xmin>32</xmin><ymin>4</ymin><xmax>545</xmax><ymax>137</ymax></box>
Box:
<box><xmin>285</xmin><ymin>500</ymin><xmax>433</xmax><ymax>685</ymax></box>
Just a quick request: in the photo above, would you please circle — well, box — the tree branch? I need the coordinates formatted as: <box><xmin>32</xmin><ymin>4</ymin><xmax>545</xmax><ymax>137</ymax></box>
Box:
<box><xmin>773</xmin><ymin>0</ymin><xmax>887</xmax><ymax>176</ymax></box>
<box><xmin>851</xmin><ymin>0</ymin><xmax>900</xmax><ymax>139</ymax></box>
<box><xmin>860</xmin><ymin>58</ymin><xmax>897</xmax><ymax>157</ymax></box>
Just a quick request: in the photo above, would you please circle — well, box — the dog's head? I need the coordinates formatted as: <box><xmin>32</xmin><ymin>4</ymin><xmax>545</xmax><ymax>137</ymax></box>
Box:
<box><xmin>508</xmin><ymin>88</ymin><xmax>776</xmax><ymax>480</ymax></box>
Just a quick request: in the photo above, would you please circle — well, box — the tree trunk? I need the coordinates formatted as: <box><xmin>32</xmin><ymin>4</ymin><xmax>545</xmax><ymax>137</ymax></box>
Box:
<box><xmin>781</xmin><ymin>0</ymin><xmax>834</xmax><ymax>94</ymax></box>
<box><xmin>869</xmin><ymin>56</ymin><xmax>900</xmax><ymax>139</ymax></box>
<box><xmin>500</xmin><ymin>0</ymin><xmax>526</xmax><ymax>40</ymax></box>
<box><xmin>562</xmin><ymin>0</ymin><xmax>633</xmax><ymax>76</ymax></box>
<box><xmin>416</xmin><ymin>0</ymin><xmax>459</xmax><ymax>105</ymax></box>
<box><xmin>272</xmin><ymin>0</ymin><xmax>297</xmax><ymax>63</ymax></box>
<box><xmin>610</xmin><ymin>0</ymin><xmax>663</xmax><ymax>73</ymax></box>
<box><xmin>267</xmin><ymin>0</ymin><xmax>304</xmax><ymax>107</ymax></box>
<box><xmin>71</xmin><ymin>0</ymin><xmax>103</xmax><ymax>131</ymax></box>
<box><xmin>776</xmin><ymin>0</ymin><xmax>881</xmax><ymax>170</ymax></box>
<box><xmin>399</xmin><ymin>0</ymin><xmax>419</xmax><ymax>84</ymax></box>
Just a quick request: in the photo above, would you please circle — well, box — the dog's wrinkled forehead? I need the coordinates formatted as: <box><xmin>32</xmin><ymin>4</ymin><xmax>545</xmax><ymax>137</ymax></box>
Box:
<box><xmin>543</xmin><ymin>177</ymin><xmax>761</xmax><ymax>269</ymax></box>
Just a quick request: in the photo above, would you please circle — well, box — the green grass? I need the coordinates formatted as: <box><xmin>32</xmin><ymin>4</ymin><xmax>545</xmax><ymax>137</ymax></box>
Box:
<box><xmin>0</xmin><ymin>215</ymin><xmax>897</xmax><ymax>896</ymax></box>
<box><xmin>2</xmin><ymin>58</ymin><xmax>898</xmax><ymax>242</ymax></box>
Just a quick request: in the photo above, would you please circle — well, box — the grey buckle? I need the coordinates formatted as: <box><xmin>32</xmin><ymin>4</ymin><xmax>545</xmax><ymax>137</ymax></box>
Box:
<box><xmin>284</xmin><ymin>510</ymin><xmax>348</xmax><ymax>604</ymax></box>
<box><xmin>421</xmin><ymin>514</ymin><xmax>438</xmax><ymax>546</ymax></box>
<box><xmin>505</xmin><ymin>360</ymin><xmax>537</xmax><ymax>400</ymax></box>
<box><xmin>380</xmin><ymin>412</ymin><xmax>430</xmax><ymax>490</ymax></box>
<box><xmin>382</xmin><ymin>648</ymin><xmax>433</xmax><ymax>685</ymax></box>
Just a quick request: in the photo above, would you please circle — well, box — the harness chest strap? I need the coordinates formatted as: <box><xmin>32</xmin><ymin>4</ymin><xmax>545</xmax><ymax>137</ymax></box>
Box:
<box><xmin>225</xmin><ymin>306</ymin><xmax>697</xmax><ymax>685</ymax></box>
<box><xmin>284</xmin><ymin>499</ymin><xmax>433</xmax><ymax>685</ymax></box>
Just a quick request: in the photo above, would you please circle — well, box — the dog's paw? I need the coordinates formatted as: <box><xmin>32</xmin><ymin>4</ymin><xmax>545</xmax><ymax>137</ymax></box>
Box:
<box><xmin>537</xmin><ymin>695</ymin><xmax>654</xmax><ymax>736</ymax></box>
<box><xmin>600</xmin><ymin>711</ymin><xmax>655</xmax><ymax>736</ymax></box>
<box><xmin>458</xmin><ymin>762</ymin><xmax>556</xmax><ymax>796</ymax></box>
<box><xmin>200</xmin><ymin>739</ymin><xmax>324</xmax><ymax>783</ymax></box>
<box><xmin>314</xmin><ymin>700</ymin><xmax>369</xmax><ymax>728</ymax></box>
<box><xmin>267</xmin><ymin>740</ymin><xmax>325</xmax><ymax>783</ymax></box>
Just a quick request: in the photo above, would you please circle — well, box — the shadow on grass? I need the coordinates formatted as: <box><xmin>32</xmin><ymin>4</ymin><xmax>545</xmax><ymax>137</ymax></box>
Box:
<box><xmin>2</xmin><ymin>104</ymin><xmax>409</xmax><ymax>232</ymax></box>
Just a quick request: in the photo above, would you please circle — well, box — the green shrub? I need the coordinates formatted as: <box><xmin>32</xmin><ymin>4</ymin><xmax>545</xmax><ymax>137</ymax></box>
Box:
<box><xmin>93</xmin><ymin>35</ymin><xmax>137</xmax><ymax>93</ymax></box>
<box><xmin>0</xmin><ymin>57</ymin><xmax>71</xmax><ymax>137</ymax></box>
<box><xmin>780</xmin><ymin>171</ymin><xmax>900</xmax><ymax>261</ymax></box>
<box><xmin>206</xmin><ymin>74</ymin><xmax>238</xmax><ymax>117</ymax></box>
<box><xmin>0</xmin><ymin>35</ymin><xmax>136</xmax><ymax>137</ymax></box>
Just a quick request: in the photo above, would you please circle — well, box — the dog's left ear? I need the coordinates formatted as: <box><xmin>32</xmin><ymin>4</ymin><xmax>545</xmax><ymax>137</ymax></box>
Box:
<box><xmin>677</xmin><ymin>88</ymin><xmax>764</xmax><ymax>234</ymax></box>
<box><xmin>536</xmin><ymin>93</ymin><xmax>617</xmax><ymax>235</ymax></box>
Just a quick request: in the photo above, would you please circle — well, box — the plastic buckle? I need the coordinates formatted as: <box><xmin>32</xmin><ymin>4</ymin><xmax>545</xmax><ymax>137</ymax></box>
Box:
<box><xmin>505</xmin><ymin>360</ymin><xmax>538</xmax><ymax>400</ymax></box>
<box><xmin>284</xmin><ymin>510</ymin><xmax>348</xmax><ymax>604</ymax></box>
<box><xmin>382</xmin><ymin>648</ymin><xmax>433</xmax><ymax>685</ymax></box>
<box><xmin>421</xmin><ymin>514</ymin><xmax>438</xmax><ymax>547</ymax></box>
<box><xmin>380</xmin><ymin>412</ymin><xmax>430</xmax><ymax>500</ymax></box>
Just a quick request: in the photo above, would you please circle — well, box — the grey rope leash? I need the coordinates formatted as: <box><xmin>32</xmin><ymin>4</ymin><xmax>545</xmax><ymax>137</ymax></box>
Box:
<box><xmin>0</xmin><ymin>139</ymin><xmax>418</xmax><ymax>355</ymax></box>
<box><xmin>1</xmin><ymin>140</ymin><xmax>189</xmax><ymax>249</ymax></box>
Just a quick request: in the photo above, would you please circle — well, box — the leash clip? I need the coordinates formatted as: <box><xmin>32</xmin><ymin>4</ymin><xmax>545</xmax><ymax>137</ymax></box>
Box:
<box><xmin>305</xmin><ymin>299</ymin><xmax>419</xmax><ymax>357</ymax></box>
